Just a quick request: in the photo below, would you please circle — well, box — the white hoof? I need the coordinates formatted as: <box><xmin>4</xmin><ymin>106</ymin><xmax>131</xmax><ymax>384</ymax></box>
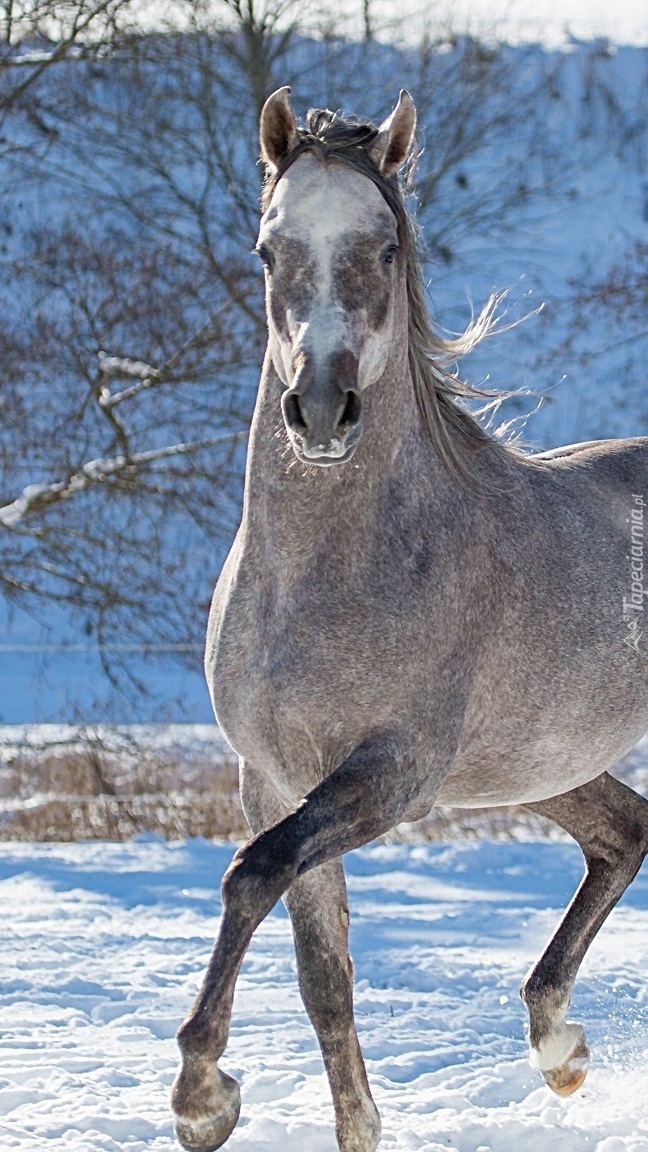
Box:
<box><xmin>531</xmin><ymin>1020</ymin><xmax>590</xmax><ymax>1097</ymax></box>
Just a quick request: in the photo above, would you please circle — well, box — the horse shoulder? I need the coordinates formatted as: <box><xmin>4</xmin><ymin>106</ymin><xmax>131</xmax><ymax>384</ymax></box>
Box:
<box><xmin>204</xmin><ymin>530</ymin><xmax>259</xmax><ymax>743</ymax></box>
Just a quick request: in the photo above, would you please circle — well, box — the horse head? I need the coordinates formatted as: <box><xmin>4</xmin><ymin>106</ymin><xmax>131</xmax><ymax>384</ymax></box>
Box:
<box><xmin>257</xmin><ymin>87</ymin><xmax>416</xmax><ymax>466</ymax></box>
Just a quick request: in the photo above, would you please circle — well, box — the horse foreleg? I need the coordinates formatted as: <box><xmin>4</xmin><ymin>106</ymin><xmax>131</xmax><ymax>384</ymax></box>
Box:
<box><xmin>285</xmin><ymin>862</ymin><xmax>381</xmax><ymax>1152</ymax></box>
<box><xmin>521</xmin><ymin>772</ymin><xmax>648</xmax><ymax>1095</ymax></box>
<box><xmin>171</xmin><ymin>847</ymin><xmax>289</xmax><ymax>1152</ymax></box>
<box><xmin>171</xmin><ymin>735</ymin><xmax>422</xmax><ymax>1152</ymax></box>
<box><xmin>241</xmin><ymin>765</ymin><xmax>380</xmax><ymax>1150</ymax></box>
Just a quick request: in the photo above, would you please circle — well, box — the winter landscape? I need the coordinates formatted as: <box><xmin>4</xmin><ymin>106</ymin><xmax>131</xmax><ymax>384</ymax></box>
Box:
<box><xmin>1</xmin><ymin>6</ymin><xmax>647</xmax><ymax>723</ymax></box>
<box><xmin>2</xmin><ymin>835</ymin><xmax>648</xmax><ymax>1151</ymax></box>
<box><xmin>1</xmin><ymin>1</ymin><xmax>648</xmax><ymax>1151</ymax></box>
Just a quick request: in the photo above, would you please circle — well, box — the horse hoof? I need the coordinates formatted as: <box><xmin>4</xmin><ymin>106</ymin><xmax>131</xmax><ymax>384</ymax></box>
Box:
<box><xmin>172</xmin><ymin>1065</ymin><xmax>241</xmax><ymax>1152</ymax></box>
<box><xmin>174</xmin><ymin>1106</ymin><xmax>240</xmax><ymax>1152</ymax></box>
<box><xmin>541</xmin><ymin>1034</ymin><xmax>590</xmax><ymax>1097</ymax></box>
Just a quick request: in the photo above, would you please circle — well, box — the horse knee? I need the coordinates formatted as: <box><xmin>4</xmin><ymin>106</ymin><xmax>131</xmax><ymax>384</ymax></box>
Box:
<box><xmin>221</xmin><ymin>825</ymin><xmax>299</xmax><ymax>917</ymax></box>
<box><xmin>583</xmin><ymin>841</ymin><xmax>645</xmax><ymax>901</ymax></box>
<box><xmin>581</xmin><ymin>781</ymin><xmax>648</xmax><ymax>875</ymax></box>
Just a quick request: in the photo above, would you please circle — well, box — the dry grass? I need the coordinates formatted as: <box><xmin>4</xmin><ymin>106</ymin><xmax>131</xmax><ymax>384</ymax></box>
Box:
<box><xmin>1</xmin><ymin>726</ymin><xmax>646</xmax><ymax>843</ymax></box>
<box><xmin>0</xmin><ymin>729</ymin><xmax>248</xmax><ymax>842</ymax></box>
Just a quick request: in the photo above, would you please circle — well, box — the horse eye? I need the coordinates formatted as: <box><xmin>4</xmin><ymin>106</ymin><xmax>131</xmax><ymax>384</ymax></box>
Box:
<box><xmin>382</xmin><ymin>245</ymin><xmax>399</xmax><ymax>266</ymax></box>
<box><xmin>254</xmin><ymin>244</ymin><xmax>275</xmax><ymax>271</ymax></box>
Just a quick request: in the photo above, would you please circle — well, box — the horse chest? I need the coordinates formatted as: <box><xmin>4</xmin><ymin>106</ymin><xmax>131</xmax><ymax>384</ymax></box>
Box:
<box><xmin>269</xmin><ymin>586</ymin><xmax>401</xmax><ymax>697</ymax></box>
<box><xmin>209</xmin><ymin>556</ymin><xmax>419</xmax><ymax>763</ymax></box>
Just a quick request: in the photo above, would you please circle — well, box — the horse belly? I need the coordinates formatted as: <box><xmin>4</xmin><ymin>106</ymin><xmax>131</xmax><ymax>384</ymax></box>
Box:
<box><xmin>437</xmin><ymin>694</ymin><xmax>648</xmax><ymax>808</ymax></box>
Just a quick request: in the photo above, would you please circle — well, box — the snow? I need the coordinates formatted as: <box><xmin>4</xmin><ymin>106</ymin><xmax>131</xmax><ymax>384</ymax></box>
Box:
<box><xmin>1</xmin><ymin>836</ymin><xmax>647</xmax><ymax>1150</ymax></box>
<box><xmin>97</xmin><ymin>354</ymin><xmax>161</xmax><ymax>383</ymax></box>
<box><xmin>0</xmin><ymin>723</ymin><xmax>229</xmax><ymax>761</ymax></box>
<box><xmin>367</xmin><ymin>0</ymin><xmax>648</xmax><ymax>49</ymax></box>
<box><xmin>129</xmin><ymin>0</ymin><xmax>648</xmax><ymax>49</ymax></box>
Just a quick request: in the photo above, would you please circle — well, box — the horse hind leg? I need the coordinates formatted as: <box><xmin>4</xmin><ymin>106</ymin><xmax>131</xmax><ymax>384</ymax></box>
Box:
<box><xmin>521</xmin><ymin>772</ymin><xmax>648</xmax><ymax>1095</ymax></box>
<box><xmin>285</xmin><ymin>862</ymin><xmax>381</xmax><ymax>1152</ymax></box>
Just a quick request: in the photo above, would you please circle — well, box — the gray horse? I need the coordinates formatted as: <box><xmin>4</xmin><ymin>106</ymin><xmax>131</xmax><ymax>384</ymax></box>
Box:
<box><xmin>171</xmin><ymin>88</ymin><xmax>648</xmax><ymax>1152</ymax></box>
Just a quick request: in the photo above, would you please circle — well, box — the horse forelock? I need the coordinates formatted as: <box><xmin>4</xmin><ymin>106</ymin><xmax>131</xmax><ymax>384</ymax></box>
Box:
<box><xmin>260</xmin><ymin>110</ymin><xmax>388</xmax><ymax>213</ymax></box>
<box><xmin>260</xmin><ymin>108</ymin><xmax>525</xmax><ymax>487</ymax></box>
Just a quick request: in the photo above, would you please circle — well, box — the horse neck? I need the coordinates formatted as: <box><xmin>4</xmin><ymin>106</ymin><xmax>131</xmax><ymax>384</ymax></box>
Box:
<box><xmin>242</xmin><ymin>346</ymin><xmax>442</xmax><ymax>567</ymax></box>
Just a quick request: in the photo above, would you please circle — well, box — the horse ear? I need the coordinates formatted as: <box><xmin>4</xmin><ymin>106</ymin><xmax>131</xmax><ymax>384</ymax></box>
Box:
<box><xmin>260</xmin><ymin>87</ymin><xmax>299</xmax><ymax>172</ymax></box>
<box><xmin>370</xmin><ymin>89</ymin><xmax>417</xmax><ymax>175</ymax></box>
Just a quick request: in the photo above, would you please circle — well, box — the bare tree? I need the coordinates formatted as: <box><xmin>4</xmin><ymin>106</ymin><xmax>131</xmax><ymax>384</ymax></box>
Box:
<box><xmin>0</xmin><ymin>0</ymin><xmax>611</xmax><ymax>710</ymax></box>
<box><xmin>535</xmin><ymin>239</ymin><xmax>648</xmax><ymax>439</ymax></box>
<box><xmin>0</xmin><ymin>0</ymin><xmax>308</xmax><ymax>705</ymax></box>
<box><xmin>0</xmin><ymin>0</ymin><xmax>136</xmax><ymax>114</ymax></box>
<box><xmin>575</xmin><ymin>240</ymin><xmax>648</xmax><ymax>353</ymax></box>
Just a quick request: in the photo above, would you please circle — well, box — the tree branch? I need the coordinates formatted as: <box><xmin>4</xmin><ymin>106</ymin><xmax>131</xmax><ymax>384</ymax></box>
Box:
<box><xmin>0</xmin><ymin>432</ymin><xmax>247</xmax><ymax>529</ymax></box>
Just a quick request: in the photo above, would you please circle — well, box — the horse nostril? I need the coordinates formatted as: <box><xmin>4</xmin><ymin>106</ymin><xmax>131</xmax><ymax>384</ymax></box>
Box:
<box><xmin>284</xmin><ymin>392</ymin><xmax>308</xmax><ymax>436</ymax></box>
<box><xmin>338</xmin><ymin>391</ymin><xmax>362</xmax><ymax>433</ymax></box>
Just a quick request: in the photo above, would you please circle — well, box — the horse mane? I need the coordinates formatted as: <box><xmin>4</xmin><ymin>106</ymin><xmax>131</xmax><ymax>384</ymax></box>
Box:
<box><xmin>261</xmin><ymin>106</ymin><xmax>526</xmax><ymax>484</ymax></box>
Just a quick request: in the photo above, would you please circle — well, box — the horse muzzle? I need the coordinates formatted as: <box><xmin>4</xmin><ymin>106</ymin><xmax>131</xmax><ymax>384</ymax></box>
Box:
<box><xmin>281</xmin><ymin>359</ymin><xmax>363</xmax><ymax>466</ymax></box>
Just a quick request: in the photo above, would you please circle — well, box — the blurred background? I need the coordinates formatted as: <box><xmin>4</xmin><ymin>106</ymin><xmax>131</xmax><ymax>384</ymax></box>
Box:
<box><xmin>0</xmin><ymin>0</ymin><xmax>646</xmax><ymax>729</ymax></box>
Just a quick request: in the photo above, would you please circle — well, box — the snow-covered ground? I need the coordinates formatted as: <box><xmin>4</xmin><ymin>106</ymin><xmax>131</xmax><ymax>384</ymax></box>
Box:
<box><xmin>1</xmin><ymin>836</ymin><xmax>647</xmax><ymax>1151</ymax></box>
